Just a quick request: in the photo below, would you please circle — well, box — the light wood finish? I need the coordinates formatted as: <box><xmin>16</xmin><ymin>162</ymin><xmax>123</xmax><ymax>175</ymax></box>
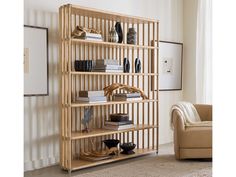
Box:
<box><xmin>71</xmin><ymin>99</ymin><xmax>157</xmax><ymax>107</ymax></box>
<box><xmin>71</xmin><ymin>148</ymin><xmax>156</xmax><ymax>170</ymax></box>
<box><xmin>69</xmin><ymin>38</ymin><xmax>158</xmax><ymax>49</ymax></box>
<box><xmin>70</xmin><ymin>125</ymin><xmax>158</xmax><ymax>140</ymax></box>
<box><xmin>70</xmin><ymin>71</ymin><xmax>158</xmax><ymax>76</ymax></box>
<box><xmin>59</xmin><ymin>4</ymin><xmax>159</xmax><ymax>171</ymax></box>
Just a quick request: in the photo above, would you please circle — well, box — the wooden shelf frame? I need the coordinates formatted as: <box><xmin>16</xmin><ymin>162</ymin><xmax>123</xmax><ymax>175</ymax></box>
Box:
<box><xmin>70</xmin><ymin>148</ymin><xmax>157</xmax><ymax>171</ymax></box>
<box><xmin>69</xmin><ymin>125</ymin><xmax>158</xmax><ymax>140</ymax></box>
<box><xmin>70</xmin><ymin>71</ymin><xmax>158</xmax><ymax>76</ymax></box>
<box><xmin>69</xmin><ymin>38</ymin><xmax>159</xmax><ymax>49</ymax></box>
<box><xmin>59</xmin><ymin>4</ymin><xmax>159</xmax><ymax>172</ymax></box>
<box><xmin>69</xmin><ymin>99</ymin><xmax>158</xmax><ymax>107</ymax></box>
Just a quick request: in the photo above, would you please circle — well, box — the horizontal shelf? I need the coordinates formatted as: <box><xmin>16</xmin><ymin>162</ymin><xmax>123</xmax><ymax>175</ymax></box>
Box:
<box><xmin>70</xmin><ymin>124</ymin><xmax>158</xmax><ymax>140</ymax></box>
<box><xmin>69</xmin><ymin>4</ymin><xmax>159</xmax><ymax>24</ymax></box>
<box><xmin>70</xmin><ymin>99</ymin><xmax>158</xmax><ymax>107</ymax></box>
<box><xmin>71</xmin><ymin>148</ymin><xmax>156</xmax><ymax>171</ymax></box>
<box><xmin>70</xmin><ymin>71</ymin><xmax>158</xmax><ymax>76</ymax></box>
<box><xmin>68</xmin><ymin>38</ymin><xmax>158</xmax><ymax>50</ymax></box>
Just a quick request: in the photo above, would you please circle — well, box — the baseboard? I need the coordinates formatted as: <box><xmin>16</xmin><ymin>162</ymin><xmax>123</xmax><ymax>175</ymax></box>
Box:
<box><xmin>24</xmin><ymin>156</ymin><xmax>59</xmax><ymax>172</ymax></box>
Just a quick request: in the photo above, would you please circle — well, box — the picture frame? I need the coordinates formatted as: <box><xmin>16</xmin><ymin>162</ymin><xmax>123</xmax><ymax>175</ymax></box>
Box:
<box><xmin>155</xmin><ymin>41</ymin><xmax>183</xmax><ymax>91</ymax></box>
<box><xmin>24</xmin><ymin>25</ymin><xmax>49</xmax><ymax>96</ymax></box>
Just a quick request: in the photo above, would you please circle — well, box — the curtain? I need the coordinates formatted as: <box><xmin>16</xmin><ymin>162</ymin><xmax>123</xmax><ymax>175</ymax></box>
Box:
<box><xmin>196</xmin><ymin>0</ymin><xmax>212</xmax><ymax>104</ymax></box>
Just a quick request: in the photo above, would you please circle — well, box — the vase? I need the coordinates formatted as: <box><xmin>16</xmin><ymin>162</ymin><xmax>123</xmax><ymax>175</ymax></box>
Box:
<box><xmin>127</xmin><ymin>27</ymin><xmax>136</xmax><ymax>44</ymax></box>
<box><xmin>108</xmin><ymin>27</ymin><xmax>118</xmax><ymax>43</ymax></box>
<box><xmin>135</xmin><ymin>58</ymin><xmax>141</xmax><ymax>73</ymax></box>
<box><xmin>115</xmin><ymin>22</ymin><xmax>123</xmax><ymax>43</ymax></box>
<box><xmin>123</xmin><ymin>58</ymin><xmax>130</xmax><ymax>73</ymax></box>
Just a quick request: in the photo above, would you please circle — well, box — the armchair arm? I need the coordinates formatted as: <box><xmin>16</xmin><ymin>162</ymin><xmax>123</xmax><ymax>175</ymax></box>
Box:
<box><xmin>194</xmin><ymin>104</ymin><xmax>212</xmax><ymax>121</ymax></box>
<box><xmin>172</xmin><ymin>110</ymin><xmax>185</xmax><ymax>159</ymax></box>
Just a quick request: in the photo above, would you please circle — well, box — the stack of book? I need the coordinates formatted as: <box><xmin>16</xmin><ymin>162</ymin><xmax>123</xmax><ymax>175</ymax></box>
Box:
<box><xmin>76</xmin><ymin>90</ymin><xmax>107</xmax><ymax>103</ymax></box>
<box><xmin>77</xmin><ymin>32</ymin><xmax>103</xmax><ymax>41</ymax></box>
<box><xmin>93</xmin><ymin>59</ymin><xmax>123</xmax><ymax>73</ymax></box>
<box><xmin>104</xmin><ymin>114</ymin><xmax>134</xmax><ymax>130</ymax></box>
<box><xmin>112</xmin><ymin>93</ymin><xmax>142</xmax><ymax>101</ymax></box>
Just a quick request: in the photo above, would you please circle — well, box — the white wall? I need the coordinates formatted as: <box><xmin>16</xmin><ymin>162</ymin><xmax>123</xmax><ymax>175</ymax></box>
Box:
<box><xmin>24</xmin><ymin>0</ymin><xmax>183</xmax><ymax>171</ymax></box>
<box><xmin>183</xmin><ymin>0</ymin><xmax>198</xmax><ymax>102</ymax></box>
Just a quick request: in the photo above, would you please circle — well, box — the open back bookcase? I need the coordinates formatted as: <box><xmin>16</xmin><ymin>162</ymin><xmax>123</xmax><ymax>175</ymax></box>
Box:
<box><xmin>59</xmin><ymin>4</ymin><xmax>159</xmax><ymax>171</ymax></box>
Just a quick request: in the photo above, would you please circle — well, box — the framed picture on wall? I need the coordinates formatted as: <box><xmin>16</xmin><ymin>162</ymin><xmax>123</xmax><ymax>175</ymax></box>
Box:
<box><xmin>158</xmin><ymin>41</ymin><xmax>183</xmax><ymax>91</ymax></box>
<box><xmin>24</xmin><ymin>25</ymin><xmax>49</xmax><ymax>96</ymax></box>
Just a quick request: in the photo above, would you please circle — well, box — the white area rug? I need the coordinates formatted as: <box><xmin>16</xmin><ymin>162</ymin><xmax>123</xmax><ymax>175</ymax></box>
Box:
<box><xmin>25</xmin><ymin>144</ymin><xmax>212</xmax><ymax>177</ymax></box>
<box><xmin>75</xmin><ymin>155</ymin><xmax>211</xmax><ymax>177</ymax></box>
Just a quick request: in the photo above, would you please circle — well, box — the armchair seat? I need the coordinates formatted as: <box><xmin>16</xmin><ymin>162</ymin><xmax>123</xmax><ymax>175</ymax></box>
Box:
<box><xmin>180</xmin><ymin>126</ymin><xmax>212</xmax><ymax>148</ymax></box>
<box><xmin>172</xmin><ymin>104</ymin><xmax>212</xmax><ymax>159</ymax></box>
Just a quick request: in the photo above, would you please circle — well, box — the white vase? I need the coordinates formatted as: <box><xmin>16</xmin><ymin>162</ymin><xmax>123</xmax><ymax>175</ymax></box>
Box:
<box><xmin>108</xmin><ymin>27</ymin><xmax>118</xmax><ymax>43</ymax></box>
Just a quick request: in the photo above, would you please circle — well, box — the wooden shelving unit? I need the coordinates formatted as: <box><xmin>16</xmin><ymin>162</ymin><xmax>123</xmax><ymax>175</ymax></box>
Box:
<box><xmin>59</xmin><ymin>4</ymin><xmax>159</xmax><ymax>172</ymax></box>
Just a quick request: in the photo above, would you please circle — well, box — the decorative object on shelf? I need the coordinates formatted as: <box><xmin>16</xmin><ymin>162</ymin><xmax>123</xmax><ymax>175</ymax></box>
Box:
<box><xmin>110</xmin><ymin>113</ymin><xmax>129</xmax><ymax>122</ymax></box>
<box><xmin>74</xmin><ymin>60</ymin><xmax>93</xmax><ymax>71</ymax></box>
<box><xmin>103</xmin><ymin>83</ymin><xmax>148</xmax><ymax>99</ymax></box>
<box><xmin>103</xmin><ymin>139</ymin><xmax>120</xmax><ymax>155</ymax></box>
<box><xmin>135</xmin><ymin>58</ymin><xmax>141</xmax><ymax>73</ymax></box>
<box><xmin>120</xmin><ymin>142</ymin><xmax>136</xmax><ymax>155</ymax></box>
<box><xmin>115</xmin><ymin>22</ymin><xmax>123</xmax><ymax>43</ymax></box>
<box><xmin>127</xmin><ymin>27</ymin><xmax>137</xmax><ymax>44</ymax></box>
<box><xmin>108</xmin><ymin>27</ymin><xmax>118</xmax><ymax>43</ymax></box>
<box><xmin>79</xmin><ymin>151</ymin><xmax>112</xmax><ymax>161</ymax></box>
<box><xmin>112</xmin><ymin>92</ymin><xmax>142</xmax><ymax>101</ymax></box>
<box><xmin>123</xmin><ymin>58</ymin><xmax>130</xmax><ymax>73</ymax></box>
<box><xmin>93</xmin><ymin>59</ymin><xmax>123</xmax><ymax>73</ymax></box>
<box><xmin>72</xmin><ymin>26</ymin><xmax>101</xmax><ymax>37</ymax></box>
<box><xmin>81</xmin><ymin>107</ymin><xmax>93</xmax><ymax>132</ymax></box>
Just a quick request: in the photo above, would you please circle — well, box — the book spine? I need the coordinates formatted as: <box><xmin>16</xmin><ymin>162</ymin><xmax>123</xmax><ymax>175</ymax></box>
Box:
<box><xmin>93</xmin><ymin>69</ymin><xmax>123</xmax><ymax>73</ymax></box>
<box><xmin>79</xmin><ymin>91</ymin><xmax>104</xmax><ymax>97</ymax></box>
<box><xmin>96</xmin><ymin>60</ymin><xmax>119</xmax><ymax>65</ymax></box>
<box><xmin>93</xmin><ymin>65</ymin><xmax>123</xmax><ymax>70</ymax></box>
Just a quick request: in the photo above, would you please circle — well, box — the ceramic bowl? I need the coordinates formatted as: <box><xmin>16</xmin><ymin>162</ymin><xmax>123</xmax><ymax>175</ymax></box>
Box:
<box><xmin>103</xmin><ymin>139</ymin><xmax>120</xmax><ymax>149</ymax></box>
<box><xmin>120</xmin><ymin>142</ymin><xmax>136</xmax><ymax>154</ymax></box>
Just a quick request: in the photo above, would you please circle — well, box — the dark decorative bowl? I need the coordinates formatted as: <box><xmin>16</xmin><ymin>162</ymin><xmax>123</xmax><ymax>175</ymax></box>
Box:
<box><xmin>110</xmin><ymin>113</ymin><xmax>129</xmax><ymax>122</ymax></box>
<box><xmin>120</xmin><ymin>142</ymin><xmax>136</xmax><ymax>155</ymax></box>
<box><xmin>103</xmin><ymin>139</ymin><xmax>120</xmax><ymax>149</ymax></box>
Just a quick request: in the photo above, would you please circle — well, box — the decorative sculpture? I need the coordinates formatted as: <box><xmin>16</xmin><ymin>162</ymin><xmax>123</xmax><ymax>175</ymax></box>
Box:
<box><xmin>103</xmin><ymin>83</ymin><xmax>148</xmax><ymax>99</ymax></box>
<box><xmin>81</xmin><ymin>107</ymin><xmax>93</xmax><ymax>132</ymax></box>
<box><xmin>72</xmin><ymin>26</ymin><xmax>101</xmax><ymax>38</ymax></box>
<box><xmin>108</xmin><ymin>27</ymin><xmax>118</xmax><ymax>43</ymax></box>
<box><xmin>123</xmin><ymin>58</ymin><xmax>130</xmax><ymax>73</ymax></box>
<box><xmin>135</xmin><ymin>58</ymin><xmax>141</xmax><ymax>73</ymax></box>
<box><xmin>115</xmin><ymin>22</ymin><xmax>123</xmax><ymax>43</ymax></box>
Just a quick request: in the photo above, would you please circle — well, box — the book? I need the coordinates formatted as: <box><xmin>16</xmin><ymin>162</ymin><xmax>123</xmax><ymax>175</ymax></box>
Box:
<box><xmin>95</xmin><ymin>59</ymin><xmax>119</xmax><ymax>65</ymax></box>
<box><xmin>77</xmin><ymin>36</ymin><xmax>103</xmax><ymax>41</ymax></box>
<box><xmin>105</xmin><ymin>120</ymin><xmax>132</xmax><ymax>126</ymax></box>
<box><xmin>79</xmin><ymin>90</ymin><xmax>104</xmax><ymax>97</ymax></box>
<box><xmin>112</xmin><ymin>93</ymin><xmax>141</xmax><ymax>98</ymax></box>
<box><xmin>76</xmin><ymin>96</ymin><xmax>107</xmax><ymax>102</ymax></box>
<box><xmin>112</xmin><ymin>96</ymin><xmax>142</xmax><ymax>101</ymax></box>
<box><xmin>92</xmin><ymin>69</ymin><xmax>123</xmax><ymax>73</ymax></box>
<box><xmin>103</xmin><ymin>124</ymin><xmax>135</xmax><ymax>130</ymax></box>
<box><xmin>93</xmin><ymin>65</ymin><xmax>123</xmax><ymax>70</ymax></box>
<box><xmin>80</xmin><ymin>32</ymin><xmax>102</xmax><ymax>38</ymax></box>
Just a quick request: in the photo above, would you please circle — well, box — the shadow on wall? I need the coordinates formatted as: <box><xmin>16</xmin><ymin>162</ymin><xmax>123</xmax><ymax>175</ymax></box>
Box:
<box><xmin>24</xmin><ymin>9</ymin><xmax>60</xmax><ymax>171</ymax></box>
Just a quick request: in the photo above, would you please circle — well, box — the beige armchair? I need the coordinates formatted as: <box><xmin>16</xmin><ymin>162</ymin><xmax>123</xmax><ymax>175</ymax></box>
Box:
<box><xmin>172</xmin><ymin>104</ymin><xmax>212</xmax><ymax>160</ymax></box>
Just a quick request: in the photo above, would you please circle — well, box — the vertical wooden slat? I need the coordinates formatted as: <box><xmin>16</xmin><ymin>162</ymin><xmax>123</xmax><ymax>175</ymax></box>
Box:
<box><xmin>136</xmin><ymin>23</ymin><xmax>140</xmax><ymax>149</ymax></box>
<box><xmin>142</xmin><ymin>23</ymin><xmax>145</xmax><ymax>149</ymax></box>
<box><xmin>156</xmin><ymin>22</ymin><xmax>159</xmax><ymax>152</ymax></box>
<box><xmin>152</xmin><ymin>22</ymin><xmax>155</xmax><ymax>149</ymax></box>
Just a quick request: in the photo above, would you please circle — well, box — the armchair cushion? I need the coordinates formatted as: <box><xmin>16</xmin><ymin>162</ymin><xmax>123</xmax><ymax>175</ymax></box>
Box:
<box><xmin>179</xmin><ymin>126</ymin><xmax>212</xmax><ymax>148</ymax></box>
